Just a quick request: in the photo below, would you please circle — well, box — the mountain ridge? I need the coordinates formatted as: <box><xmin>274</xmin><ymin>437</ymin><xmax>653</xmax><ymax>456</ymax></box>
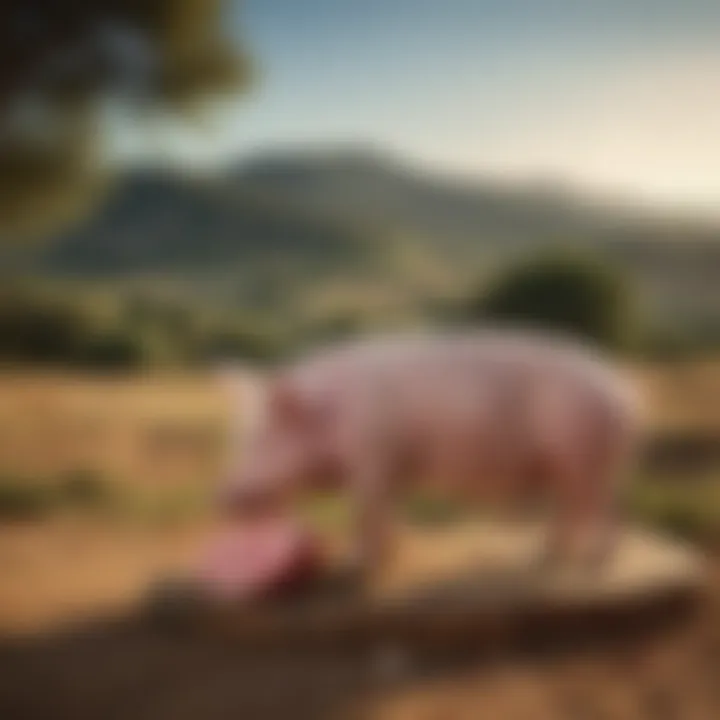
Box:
<box><xmin>23</xmin><ymin>147</ymin><xmax>720</xmax><ymax>325</ymax></box>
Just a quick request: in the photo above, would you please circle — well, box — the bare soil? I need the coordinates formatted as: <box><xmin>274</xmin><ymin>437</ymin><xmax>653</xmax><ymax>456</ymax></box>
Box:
<box><xmin>0</xmin><ymin>519</ymin><xmax>717</xmax><ymax>720</ymax></box>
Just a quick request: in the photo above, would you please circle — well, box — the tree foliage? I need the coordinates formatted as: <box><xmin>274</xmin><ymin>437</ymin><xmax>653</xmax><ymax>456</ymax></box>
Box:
<box><xmin>0</xmin><ymin>284</ymin><xmax>286</xmax><ymax>369</ymax></box>
<box><xmin>0</xmin><ymin>0</ymin><xmax>250</xmax><ymax>240</ymax></box>
<box><xmin>469</xmin><ymin>250</ymin><xmax>636</xmax><ymax>350</ymax></box>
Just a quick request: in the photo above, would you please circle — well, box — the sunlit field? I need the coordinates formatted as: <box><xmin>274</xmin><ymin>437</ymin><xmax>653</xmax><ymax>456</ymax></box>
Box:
<box><xmin>0</xmin><ymin>373</ymin><xmax>223</xmax><ymax>633</ymax></box>
<box><xmin>0</xmin><ymin>362</ymin><xmax>718</xmax><ymax>637</ymax></box>
<box><xmin>0</xmin><ymin>360</ymin><xmax>718</xmax><ymax>487</ymax></box>
<box><xmin>636</xmin><ymin>358</ymin><xmax>720</xmax><ymax>434</ymax></box>
<box><xmin>0</xmin><ymin>373</ymin><xmax>226</xmax><ymax>488</ymax></box>
<box><xmin>0</xmin><ymin>365</ymin><xmax>718</xmax><ymax>718</ymax></box>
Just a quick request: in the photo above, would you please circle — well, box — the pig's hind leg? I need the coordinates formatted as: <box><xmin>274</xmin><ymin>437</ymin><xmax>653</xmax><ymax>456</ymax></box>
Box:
<box><xmin>575</xmin><ymin>420</ymin><xmax>637</xmax><ymax>570</ymax></box>
<box><xmin>341</xmin><ymin>381</ymin><xmax>409</xmax><ymax>582</ymax></box>
<box><xmin>542</xmin><ymin>427</ymin><xmax>630</xmax><ymax>572</ymax></box>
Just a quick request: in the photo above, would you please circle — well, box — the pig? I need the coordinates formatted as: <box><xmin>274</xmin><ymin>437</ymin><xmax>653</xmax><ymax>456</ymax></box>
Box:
<box><xmin>217</xmin><ymin>329</ymin><xmax>642</xmax><ymax>575</ymax></box>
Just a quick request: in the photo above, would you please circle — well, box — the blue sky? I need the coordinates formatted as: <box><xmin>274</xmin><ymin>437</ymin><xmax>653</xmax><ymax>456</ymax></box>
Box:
<box><xmin>122</xmin><ymin>1</ymin><xmax>720</xmax><ymax>209</ymax></box>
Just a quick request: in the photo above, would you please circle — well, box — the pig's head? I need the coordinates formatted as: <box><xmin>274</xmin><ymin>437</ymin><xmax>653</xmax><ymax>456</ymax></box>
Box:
<box><xmin>218</xmin><ymin>371</ymin><xmax>331</xmax><ymax>517</ymax></box>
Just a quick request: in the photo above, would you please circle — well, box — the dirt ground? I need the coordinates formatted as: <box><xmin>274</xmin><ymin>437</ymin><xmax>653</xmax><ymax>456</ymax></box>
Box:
<box><xmin>0</xmin><ymin>519</ymin><xmax>208</xmax><ymax>636</ymax></box>
<box><xmin>0</xmin><ymin>518</ymin><xmax>717</xmax><ymax>720</ymax></box>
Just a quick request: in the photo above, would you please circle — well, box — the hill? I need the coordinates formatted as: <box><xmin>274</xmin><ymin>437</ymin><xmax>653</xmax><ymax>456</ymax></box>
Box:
<box><xmin>20</xmin><ymin>147</ymin><xmax>720</xmax><ymax>329</ymax></box>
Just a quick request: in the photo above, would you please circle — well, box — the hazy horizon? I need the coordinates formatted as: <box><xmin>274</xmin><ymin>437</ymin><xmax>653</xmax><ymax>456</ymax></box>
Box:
<box><xmin>110</xmin><ymin>1</ymin><xmax>720</xmax><ymax>215</ymax></box>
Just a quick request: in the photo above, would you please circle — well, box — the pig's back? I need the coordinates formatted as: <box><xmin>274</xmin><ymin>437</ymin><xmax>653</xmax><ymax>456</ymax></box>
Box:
<box><xmin>288</xmin><ymin>329</ymin><xmax>638</xmax><ymax>431</ymax></box>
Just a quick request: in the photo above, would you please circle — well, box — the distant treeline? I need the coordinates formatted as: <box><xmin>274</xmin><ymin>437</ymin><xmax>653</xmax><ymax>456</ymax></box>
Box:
<box><xmin>2</xmin><ymin>250</ymin><xmax>719</xmax><ymax>370</ymax></box>
<box><xmin>0</xmin><ymin>285</ymin><xmax>283</xmax><ymax>370</ymax></box>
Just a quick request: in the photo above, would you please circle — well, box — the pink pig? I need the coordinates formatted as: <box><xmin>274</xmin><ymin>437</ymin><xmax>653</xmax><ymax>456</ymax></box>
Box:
<box><xmin>218</xmin><ymin>329</ymin><xmax>642</xmax><ymax>572</ymax></box>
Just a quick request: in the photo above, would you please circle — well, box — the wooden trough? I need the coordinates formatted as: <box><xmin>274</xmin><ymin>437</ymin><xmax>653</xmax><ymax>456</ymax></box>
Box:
<box><xmin>147</xmin><ymin>522</ymin><xmax>707</xmax><ymax>653</ymax></box>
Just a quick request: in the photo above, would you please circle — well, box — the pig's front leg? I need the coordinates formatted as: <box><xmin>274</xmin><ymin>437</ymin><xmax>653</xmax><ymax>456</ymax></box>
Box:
<box><xmin>335</xmin><ymin>381</ymin><xmax>400</xmax><ymax>584</ymax></box>
<box><xmin>342</xmin><ymin>410</ymin><xmax>399</xmax><ymax>581</ymax></box>
<box><xmin>348</xmin><ymin>455</ymin><xmax>396</xmax><ymax>580</ymax></box>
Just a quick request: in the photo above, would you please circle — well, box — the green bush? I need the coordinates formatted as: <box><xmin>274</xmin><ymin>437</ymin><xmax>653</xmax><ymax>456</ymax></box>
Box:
<box><xmin>77</xmin><ymin>330</ymin><xmax>147</xmax><ymax>370</ymax></box>
<box><xmin>468</xmin><ymin>250</ymin><xmax>637</xmax><ymax>350</ymax></box>
<box><xmin>0</xmin><ymin>479</ymin><xmax>60</xmax><ymax>520</ymax></box>
<box><xmin>201</xmin><ymin>325</ymin><xmax>284</xmax><ymax>363</ymax></box>
<box><xmin>0</xmin><ymin>290</ymin><xmax>89</xmax><ymax>364</ymax></box>
<box><xmin>624</xmin><ymin>479</ymin><xmax>720</xmax><ymax>544</ymax></box>
<box><xmin>0</xmin><ymin>471</ymin><xmax>118</xmax><ymax>521</ymax></box>
<box><xmin>0</xmin><ymin>283</ymin><xmax>301</xmax><ymax>370</ymax></box>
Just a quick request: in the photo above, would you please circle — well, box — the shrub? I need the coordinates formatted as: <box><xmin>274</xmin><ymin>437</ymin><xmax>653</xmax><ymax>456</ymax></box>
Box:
<box><xmin>468</xmin><ymin>250</ymin><xmax>637</xmax><ymax>351</ymax></box>
<box><xmin>201</xmin><ymin>325</ymin><xmax>284</xmax><ymax>363</ymax></box>
<box><xmin>77</xmin><ymin>330</ymin><xmax>147</xmax><ymax>370</ymax></box>
<box><xmin>0</xmin><ymin>290</ymin><xmax>89</xmax><ymax>364</ymax></box>
<box><xmin>624</xmin><ymin>479</ymin><xmax>720</xmax><ymax>544</ymax></box>
<box><xmin>0</xmin><ymin>479</ymin><xmax>60</xmax><ymax>520</ymax></box>
<box><xmin>0</xmin><ymin>471</ymin><xmax>117</xmax><ymax>521</ymax></box>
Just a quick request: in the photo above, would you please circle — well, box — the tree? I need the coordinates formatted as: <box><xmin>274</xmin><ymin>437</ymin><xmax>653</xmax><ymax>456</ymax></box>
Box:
<box><xmin>468</xmin><ymin>250</ymin><xmax>636</xmax><ymax>350</ymax></box>
<box><xmin>0</xmin><ymin>287</ymin><xmax>89</xmax><ymax>363</ymax></box>
<box><xmin>0</xmin><ymin>0</ymin><xmax>251</xmax><ymax>240</ymax></box>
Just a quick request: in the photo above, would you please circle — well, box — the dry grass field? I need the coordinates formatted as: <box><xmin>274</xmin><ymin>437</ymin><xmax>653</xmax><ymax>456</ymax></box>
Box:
<box><xmin>634</xmin><ymin>359</ymin><xmax>720</xmax><ymax>433</ymax></box>
<box><xmin>0</xmin><ymin>361</ymin><xmax>719</xmax><ymax>718</ymax></box>
<box><xmin>0</xmin><ymin>373</ymin><xmax>227</xmax><ymax>488</ymax></box>
<box><xmin>0</xmin><ymin>373</ymin><xmax>228</xmax><ymax>635</ymax></box>
<box><xmin>0</xmin><ymin>362</ymin><xmax>718</xmax><ymax>633</ymax></box>
<box><xmin>0</xmin><ymin>360</ymin><xmax>718</xmax><ymax>488</ymax></box>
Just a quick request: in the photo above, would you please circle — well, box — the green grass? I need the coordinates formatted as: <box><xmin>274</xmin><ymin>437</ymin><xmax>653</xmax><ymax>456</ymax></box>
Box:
<box><xmin>0</xmin><ymin>472</ymin><xmax>213</xmax><ymax>526</ymax></box>
<box><xmin>301</xmin><ymin>475</ymin><xmax>720</xmax><ymax>546</ymax></box>
<box><xmin>624</xmin><ymin>475</ymin><xmax>720</xmax><ymax>544</ymax></box>
<box><xmin>108</xmin><ymin>484</ymin><xmax>213</xmax><ymax>526</ymax></box>
<box><xmin>3</xmin><ymin>468</ymin><xmax>720</xmax><ymax>546</ymax></box>
<box><xmin>0</xmin><ymin>471</ymin><xmax>121</xmax><ymax>521</ymax></box>
<box><xmin>0</xmin><ymin>478</ymin><xmax>61</xmax><ymax>520</ymax></box>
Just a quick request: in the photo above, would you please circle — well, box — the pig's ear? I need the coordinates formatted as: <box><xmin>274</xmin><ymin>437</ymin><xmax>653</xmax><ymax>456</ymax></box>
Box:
<box><xmin>268</xmin><ymin>380</ymin><xmax>306</xmax><ymax>425</ymax></box>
